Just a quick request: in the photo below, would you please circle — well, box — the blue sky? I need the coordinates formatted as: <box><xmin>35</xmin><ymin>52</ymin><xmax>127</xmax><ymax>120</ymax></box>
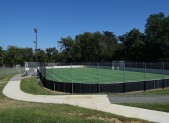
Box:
<box><xmin>0</xmin><ymin>0</ymin><xmax>169</xmax><ymax>50</ymax></box>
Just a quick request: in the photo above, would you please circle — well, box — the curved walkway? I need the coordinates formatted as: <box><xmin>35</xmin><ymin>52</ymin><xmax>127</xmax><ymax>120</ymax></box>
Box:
<box><xmin>3</xmin><ymin>74</ymin><xmax>169</xmax><ymax>123</ymax></box>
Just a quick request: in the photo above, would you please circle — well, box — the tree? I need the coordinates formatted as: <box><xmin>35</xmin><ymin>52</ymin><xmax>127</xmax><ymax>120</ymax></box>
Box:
<box><xmin>103</xmin><ymin>31</ymin><xmax>119</xmax><ymax>61</ymax></box>
<box><xmin>75</xmin><ymin>32</ymin><xmax>94</xmax><ymax>62</ymax></box>
<box><xmin>58</xmin><ymin>36</ymin><xmax>76</xmax><ymax>62</ymax></box>
<box><xmin>36</xmin><ymin>49</ymin><xmax>46</xmax><ymax>63</ymax></box>
<box><xmin>145</xmin><ymin>12</ymin><xmax>169</xmax><ymax>61</ymax></box>
<box><xmin>4</xmin><ymin>46</ymin><xmax>18</xmax><ymax>66</ymax></box>
<box><xmin>119</xmin><ymin>28</ymin><xmax>145</xmax><ymax>61</ymax></box>
<box><xmin>23</xmin><ymin>48</ymin><xmax>34</xmax><ymax>63</ymax></box>
<box><xmin>0</xmin><ymin>47</ymin><xmax>4</xmax><ymax>66</ymax></box>
<box><xmin>3</xmin><ymin>46</ymin><xmax>33</xmax><ymax>66</ymax></box>
<box><xmin>45</xmin><ymin>47</ymin><xmax>58</xmax><ymax>63</ymax></box>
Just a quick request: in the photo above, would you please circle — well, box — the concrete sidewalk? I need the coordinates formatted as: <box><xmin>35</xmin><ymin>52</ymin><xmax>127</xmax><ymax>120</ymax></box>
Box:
<box><xmin>3</xmin><ymin>74</ymin><xmax>169</xmax><ymax>123</ymax></box>
<box><xmin>108</xmin><ymin>95</ymin><xmax>169</xmax><ymax>103</ymax></box>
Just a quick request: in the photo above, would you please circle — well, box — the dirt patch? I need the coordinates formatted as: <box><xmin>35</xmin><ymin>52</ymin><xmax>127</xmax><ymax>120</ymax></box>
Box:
<box><xmin>87</xmin><ymin>116</ymin><xmax>123</xmax><ymax>123</ymax></box>
<box><xmin>43</xmin><ymin>87</ymin><xmax>69</xmax><ymax>95</ymax></box>
<box><xmin>69</xmin><ymin>112</ymin><xmax>124</xmax><ymax>123</ymax></box>
<box><xmin>0</xmin><ymin>99</ymin><xmax>36</xmax><ymax>109</ymax></box>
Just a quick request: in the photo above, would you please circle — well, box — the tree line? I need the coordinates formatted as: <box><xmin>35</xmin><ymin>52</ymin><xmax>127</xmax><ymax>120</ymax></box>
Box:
<box><xmin>0</xmin><ymin>46</ymin><xmax>58</xmax><ymax>66</ymax></box>
<box><xmin>58</xmin><ymin>12</ymin><xmax>169</xmax><ymax>62</ymax></box>
<box><xmin>0</xmin><ymin>12</ymin><xmax>169</xmax><ymax>66</ymax></box>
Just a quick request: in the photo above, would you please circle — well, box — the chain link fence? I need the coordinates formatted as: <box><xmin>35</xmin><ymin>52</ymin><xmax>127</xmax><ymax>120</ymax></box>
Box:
<box><xmin>0</xmin><ymin>66</ymin><xmax>25</xmax><ymax>79</ymax></box>
<box><xmin>38</xmin><ymin>61</ymin><xmax>169</xmax><ymax>93</ymax></box>
<box><xmin>0</xmin><ymin>62</ymin><xmax>41</xmax><ymax>79</ymax></box>
<box><xmin>25</xmin><ymin>62</ymin><xmax>40</xmax><ymax>76</ymax></box>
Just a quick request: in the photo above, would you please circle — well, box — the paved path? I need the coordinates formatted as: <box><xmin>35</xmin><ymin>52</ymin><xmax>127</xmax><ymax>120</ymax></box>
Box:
<box><xmin>108</xmin><ymin>95</ymin><xmax>169</xmax><ymax>103</ymax></box>
<box><xmin>2</xmin><ymin>74</ymin><xmax>169</xmax><ymax>123</ymax></box>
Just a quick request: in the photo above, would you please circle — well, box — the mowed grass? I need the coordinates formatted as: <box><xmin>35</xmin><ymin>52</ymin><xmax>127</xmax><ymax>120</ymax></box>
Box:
<box><xmin>21</xmin><ymin>77</ymin><xmax>67</xmax><ymax>95</ymax></box>
<box><xmin>116</xmin><ymin>87</ymin><xmax>169</xmax><ymax>113</ymax></box>
<box><xmin>21</xmin><ymin>77</ymin><xmax>169</xmax><ymax>113</ymax></box>
<box><xmin>45</xmin><ymin>67</ymin><xmax>169</xmax><ymax>83</ymax></box>
<box><xmin>119</xmin><ymin>103</ymin><xmax>169</xmax><ymax>112</ymax></box>
<box><xmin>110</xmin><ymin>87</ymin><xmax>169</xmax><ymax>96</ymax></box>
<box><xmin>108</xmin><ymin>86</ymin><xmax>169</xmax><ymax>112</ymax></box>
<box><xmin>0</xmin><ymin>75</ymin><xmax>149</xmax><ymax>123</ymax></box>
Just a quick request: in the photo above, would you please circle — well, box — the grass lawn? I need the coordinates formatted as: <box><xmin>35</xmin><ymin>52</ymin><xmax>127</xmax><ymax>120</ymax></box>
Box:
<box><xmin>21</xmin><ymin>76</ymin><xmax>169</xmax><ymax>113</ymax></box>
<box><xmin>20</xmin><ymin>77</ymin><xmax>65</xmax><ymax>95</ymax></box>
<box><xmin>110</xmin><ymin>87</ymin><xmax>169</xmax><ymax>96</ymax></box>
<box><xmin>21</xmin><ymin>77</ymin><xmax>169</xmax><ymax>113</ymax></box>
<box><xmin>111</xmin><ymin>86</ymin><xmax>169</xmax><ymax>113</ymax></box>
<box><xmin>0</xmin><ymin>75</ymin><xmax>149</xmax><ymax>123</ymax></box>
<box><xmin>119</xmin><ymin>103</ymin><xmax>169</xmax><ymax>112</ymax></box>
<box><xmin>110</xmin><ymin>87</ymin><xmax>169</xmax><ymax>112</ymax></box>
<box><xmin>0</xmin><ymin>74</ymin><xmax>14</xmax><ymax>83</ymax></box>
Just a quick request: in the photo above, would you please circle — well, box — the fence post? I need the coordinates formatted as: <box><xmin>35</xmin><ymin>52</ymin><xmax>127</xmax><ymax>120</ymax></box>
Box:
<box><xmin>162</xmin><ymin>62</ymin><xmax>164</xmax><ymax>79</ymax></box>
<box><xmin>123</xmin><ymin>61</ymin><xmax>125</xmax><ymax>93</ymax></box>
<box><xmin>97</xmin><ymin>62</ymin><xmax>100</xmax><ymax>92</ymax></box>
<box><xmin>97</xmin><ymin>62</ymin><xmax>99</xmax><ymax>81</ymax></box>
<box><xmin>71</xmin><ymin>63</ymin><xmax>72</xmax><ymax>82</ymax></box>
<box><xmin>144</xmin><ymin>81</ymin><xmax>146</xmax><ymax>91</ymax></box>
<box><xmin>70</xmin><ymin>63</ymin><xmax>73</xmax><ymax>94</ymax></box>
<box><xmin>123</xmin><ymin>83</ymin><xmax>125</xmax><ymax>93</ymax></box>
<box><xmin>72</xmin><ymin>83</ymin><xmax>74</xmax><ymax>94</ymax></box>
<box><xmin>162</xmin><ymin>62</ymin><xmax>165</xmax><ymax>89</ymax></box>
<box><xmin>112</xmin><ymin>61</ymin><xmax>113</xmax><ymax>70</ymax></box>
<box><xmin>52</xmin><ymin>63</ymin><xmax>54</xmax><ymax>81</ymax></box>
<box><xmin>123</xmin><ymin>61</ymin><xmax>125</xmax><ymax>82</ymax></box>
<box><xmin>54</xmin><ymin>82</ymin><xmax>55</xmax><ymax>91</ymax></box>
<box><xmin>89</xmin><ymin>84</ymin><xmax>90</xmax><ymax>93</ymax></box>
<box><xmin>58</xmin><ymin>82</ymin><xmax>59</xmax><ymax>91</ymax></box>
<box><xmin>144</xmin><ymin>62</ymin><xmax>146</xmax><ymax>81</ymax></box>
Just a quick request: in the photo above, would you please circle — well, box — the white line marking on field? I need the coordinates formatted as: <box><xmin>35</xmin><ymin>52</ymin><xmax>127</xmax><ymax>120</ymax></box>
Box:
<box><xmin>46</xmin><ymin>71</ymin><xmax>61</xmax><ymax>82</ymax></box>
<box><xmin>59</xmin><ymin>73</ymin><xmax>75</xmax><ymax>82</ymax></box>
<box><xmin>70</xmin><ymin>71</ymin><xmax>97</xmax><ymax>81</ymax></box>
<box><xmin>82</xmin><ymin>77</ymin><xmax>96</xmax><ymax>81</ymax></box>
<box><xmin>52</xmin><ymin>70</ymin><xmax>75</xmax><ymax>82</ymax></box>
<box><xmin>80</xmin><ymin>71</ymin><xmax>112</xmax><ymax>81</ymax></box>
<box><xmin>71</xmin><ymin>70</ymin><xmax>112</xmax><ymax>81</ymax></box>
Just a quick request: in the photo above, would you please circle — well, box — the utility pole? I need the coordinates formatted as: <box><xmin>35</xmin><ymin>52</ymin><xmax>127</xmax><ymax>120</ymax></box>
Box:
<box><xmin>34</xmin><ymin>28</ymin><xmax>38</xmax><ymax>62</ymax></box>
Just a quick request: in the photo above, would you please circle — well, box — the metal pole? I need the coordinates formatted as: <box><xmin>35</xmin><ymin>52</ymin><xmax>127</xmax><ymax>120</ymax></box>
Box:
<box><xmin>97</xmin><ymin>63</ymin><xmax>99</xmax><ymax>93</ymax></box>
<box><xmin>34</xmin><ymin>28</ymin><xmax>38</xmax><ymax>62</ymax></box>
<box><xmin>70</xmin><ymin>63</ymin><xmax>73</xmax><ymax>82</ymax></box>
<box><xmin>162</xmin><ymin>62</ymin><xmax>164</xmax><ymax>79</ymax></box>
<box><xmin>71</xmin><ymin>63</ymin><xmax>73</xmax><ymax>82</ymax></box>
<box><xmin>112</xmin><ymin>61</ymin><xmax>113</xmax><ymax>70</ymax></box>
<box><xmin>54</xmin><ymin>82</ymin><xmax>55</xmax><ymax>91</ymax></box>
<box><xmin>72</xmin><ymin>83</ymin><xmax>73</xmax><ymax>94</ymax></box>
<box><xmin>162</xmin><ymin>62</ymin><xmax>165</xmax><ymax>89</ymax></box>
<box><xmin>97</xmin><ymin>63</ymin><xmax>99</xmax><ymax>81</ymax></box>
<box><xmin>123</xmin><ymin>61</ymin><xmax>125</xmax><ymax>82</ymax></box>
<box><xmin>144</xmin><ymin>62</ymin><xmax>146</xmax><ymax>81</ymax></box>
<box><xmin>36</xmin><ymin>31</ymin><xmax>38</xmax><ymax>62</ymax></box>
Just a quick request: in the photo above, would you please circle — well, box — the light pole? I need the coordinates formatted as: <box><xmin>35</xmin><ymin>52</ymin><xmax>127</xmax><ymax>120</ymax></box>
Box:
<box><xmin>34</xmin><ymin>28</ymin><xmax>38</xmax><ymax>62</ymax></box>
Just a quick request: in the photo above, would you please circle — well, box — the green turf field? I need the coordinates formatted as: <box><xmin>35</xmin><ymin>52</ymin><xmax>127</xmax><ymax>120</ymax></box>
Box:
<box><xmin>45</xmin><ymin>67</ymin><xmax>169</xmax><ymax>84</ymax></box>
